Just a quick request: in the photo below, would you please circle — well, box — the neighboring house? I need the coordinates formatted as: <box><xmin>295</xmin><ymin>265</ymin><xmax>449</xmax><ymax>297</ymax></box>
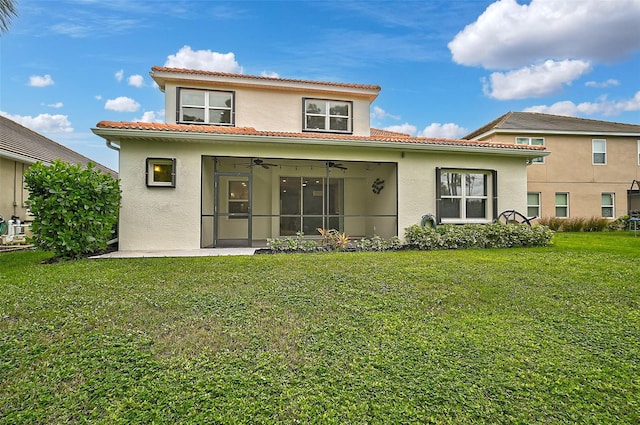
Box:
<box><xmin>92</xmin><ymin>67</ymin><xmax>546</xmax><ymax>251</ymax></box>
<box><xmin>465</xmin><ymin>112</ymin><xmax>640</xmax><ymax>220</ymax></box>
<box><xmin>0</xmin><ymin>115</ymin><xmax>116</xmax><ymax>222</ymax></box>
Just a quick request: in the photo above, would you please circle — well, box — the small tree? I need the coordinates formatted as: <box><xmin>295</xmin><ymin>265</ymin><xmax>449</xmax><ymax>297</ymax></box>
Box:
<box><xmin>24</xmin><ymin>160</ymin><xmax>121</xmax><ymax>260</ymax></box>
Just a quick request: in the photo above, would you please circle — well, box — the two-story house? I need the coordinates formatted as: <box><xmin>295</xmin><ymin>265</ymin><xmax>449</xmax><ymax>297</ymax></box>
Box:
<box><xmin>0</xmin><ymin>115</ymin><xmax>116</xmax><ymax>226</ymax></box>
<box><xmin>92</xmin><ymin>67</ymin><xmax>546</xmax><ymax>251</ymax></box>
<box><xmin>465</xmin><ymin>112</ymin><xmax>640</xmax><ymax>220</ymax></box>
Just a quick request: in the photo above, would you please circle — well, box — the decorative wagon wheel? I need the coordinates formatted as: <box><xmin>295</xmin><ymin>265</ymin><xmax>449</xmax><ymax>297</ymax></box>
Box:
<box><xmin>495</xmin><ymin>210</ymin><xmax>532</xmax><ymax>226</ymax></box>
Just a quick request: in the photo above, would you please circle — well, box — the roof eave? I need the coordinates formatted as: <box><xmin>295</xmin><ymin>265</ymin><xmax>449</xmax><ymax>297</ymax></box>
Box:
<box><xmin>471</xmin><ymin>128</ymin><xmax>640</xmax><ymax>139</ymax></box>
<box><xmin>91</xmin><ymin>127</ymin><xmax>547</xmax><ymax>158</ymax></box>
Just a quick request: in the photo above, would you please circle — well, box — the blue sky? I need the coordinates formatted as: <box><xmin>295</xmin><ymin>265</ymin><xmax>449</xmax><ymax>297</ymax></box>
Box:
<box><xmin>1</xmin><ymin>0</ymin><xmax>639</xmax><ymax>171</ymax></box>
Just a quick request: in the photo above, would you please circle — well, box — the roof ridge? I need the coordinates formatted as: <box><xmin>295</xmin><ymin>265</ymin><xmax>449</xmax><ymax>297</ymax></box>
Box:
<box><xmin>151</xmin><ymin>66</ymin><xmax>381</xmax><ymax>91</ymax></box>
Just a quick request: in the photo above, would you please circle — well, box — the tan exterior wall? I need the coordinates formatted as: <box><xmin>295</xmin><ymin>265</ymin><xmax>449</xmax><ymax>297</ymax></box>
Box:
<box><xmin>488</xmin><ymin>133</ymin><xmax>640</xmax><ymax>218</ymax></box>
<box><xmin>0</xmin><ymin>157</ymin><xmax>31</xmax><ymax>221</ymax></box>
<box><xmin>163</xmin><ymin>82</ymin><xmax>373</xmax><ymax>136</ymax></box>
<box><xmin>117</xmin><ymin>137</ymin><xmax>529</xmax><ymax>251</ymax></box>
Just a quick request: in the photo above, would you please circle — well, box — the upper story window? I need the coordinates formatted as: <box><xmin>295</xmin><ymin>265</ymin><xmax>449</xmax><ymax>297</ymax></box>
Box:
<box><xmin>179</xmin><ymin>89</ymin><xmax>234</xmax><ymax>125</ymax></box>
<box><xmin>516</xmin><ymin>137</ymin><xmax>544</xmax><ymax>163</ymax></box>
<box><xmin>592</xmin><ymin>139</ymin><xmax>606</xmax><ymax>165</ymax></box>
<box><xmin>303</xmin><ymin>98</ymin><xmax>352</xmax><ymax>133</ymax></box>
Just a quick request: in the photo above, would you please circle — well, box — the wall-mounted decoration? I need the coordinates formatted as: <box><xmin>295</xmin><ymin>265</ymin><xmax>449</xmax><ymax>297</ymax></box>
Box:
<box><xmin>372</xmin><ymin>178</ymin><xmax>384</xmax><ymax>194</ymax></box>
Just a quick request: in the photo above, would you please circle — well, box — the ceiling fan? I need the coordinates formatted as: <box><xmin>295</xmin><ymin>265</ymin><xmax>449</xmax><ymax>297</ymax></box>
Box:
<box><xmin>326</xmin><ymin>161</ymin><xmax>348</xmax><ymax>170</ymax></box>
<box><xmin>250</xmin><ymin>158</ymin><xmax>278</xmax><ymax>169</ymax></box>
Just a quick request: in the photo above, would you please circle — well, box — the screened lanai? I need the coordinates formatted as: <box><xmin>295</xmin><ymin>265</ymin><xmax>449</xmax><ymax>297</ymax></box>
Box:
<box><xmin>201</xmin><ymin>156</ymin><xmax>398</xmax><ymax>247</ymax></box>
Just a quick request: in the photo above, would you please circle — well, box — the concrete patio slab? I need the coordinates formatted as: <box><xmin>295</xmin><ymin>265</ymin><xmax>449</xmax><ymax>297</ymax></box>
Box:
<box><xmin>91</xmin><ymin>248</ymin><xmax>259</xmax><ymax>259</ymax></box>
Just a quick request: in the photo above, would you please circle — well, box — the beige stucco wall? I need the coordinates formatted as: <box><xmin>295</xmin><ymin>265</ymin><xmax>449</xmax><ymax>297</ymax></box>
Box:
<box><xmin>489</xmin><ymin>133</ymin><xmax>640</xmax><ymax>218</ymax></box>
<box><xmin>116</xmin><ymin>137</ymin><xmax>529</xmax><ymax>251</ymax></box>
<box><xmin>0</xmin><ymin>157</ymin><xmax>30</xmax><ymax>221</ymax></box>
<box><xmin>163</xmin><ymin>82</ymin><xmax>373</xmax><ymax>136</ymax></box>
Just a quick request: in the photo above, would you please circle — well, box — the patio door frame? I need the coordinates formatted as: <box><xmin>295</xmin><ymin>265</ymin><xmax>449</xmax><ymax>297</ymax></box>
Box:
<box><xmin>214</xmin><ymin>171</ymin><xmax>252</xmax><ymax>247</ymax></box>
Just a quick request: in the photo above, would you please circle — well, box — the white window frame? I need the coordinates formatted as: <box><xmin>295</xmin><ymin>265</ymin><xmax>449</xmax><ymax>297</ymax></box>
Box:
<box><xmin>527</xmin><ymin>192</ymin><xmax>541</xmax><ymax>218</ymax></box>
<box><xmin>438</xmin><ymin>170</ymin><xmax>492</xmax><ymax>224</ymax></box>
<box><xmin>303</xmin><ymin>98</ymin><xmax>352</xmax><ymax>134</ymax></box>
<box><xmin>516</xmin><ymin>137</ymin><xmax>545</xmax><ymax>163</ymax></box>
<box><xmin>592</xmin><ymin>139</ymin><xmax>606</xmax><ymax>165</ymax></box>
<box><xmin>146</xmin><ymin>158</ymin><xmax>176</xmax><ymax>188</ymax></box>
<box><xmin>555</xmin><ymin>192</ymin><xmax>569</xmax><ymax>218</ymax></box>
<box><xmin>637</xmin><ymin>140</ymin><xmax>640</xmax><ymax>166</ymax></box>
<box><xmin>178</xmin><ymin>88</ymin><xmax>234</xmax><ymax>125</ymax></box>
<box><xmin>601</xmin><ymin>193</ymin><xmax>615</xmax><ymax>218</ymax></box>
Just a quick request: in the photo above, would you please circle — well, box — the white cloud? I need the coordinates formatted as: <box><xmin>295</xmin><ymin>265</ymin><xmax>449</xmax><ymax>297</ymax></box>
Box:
<box><xmin>47</xmin><ymin>102</ymin><xmax>64</xmax><ymax>108</ymax></box>
<box><xmin>383</xmin><ymin>123</ymin><xmax>417</xmax><ymax>136</ymax></box>
<box><xmin>0</xmin><ymin>111</ymin><xmax>73</xmax><ymax>133</ymax></box>
<box><xmin>483</xmin><ymin>59</ymin><xmax>592</xmax><ymax>100</ymax></box>
<box><xmin>95</xmin><ymin>95</ymin><xmax>103</xmax><ymax>100</ymax></box>
<box><xmin>115</xmin><ymin>69</ymin><xmax>124</xmax><ymax>82</ymax></box>
<box><xmin>128</xmin><ymin>74</ymin><xmax>144</xmax><ymax>87</ymax></box>
<box><xmin>28</xmin><ymin>74</ymin><xmax>54</xmax><ymax>87</ymax></box>
<box><xmin>104</xmin><ymin>96</ymin><xmax>140</xmax><ymax>112</ymax></box>
<box><xmin>418</xmin><ymin>123</ymin><xmax>468</xmax><ymax>139</ymax></box>
<box><xmin>585</xmin><ymin>79</ymin><xmax>620</xmax><ymax>88</ymax></box>
<box><xmin>449</xmin><ymin>0</ymin><xmax>640</xmax><ymax>69</ymax></box>
<box><xmin>372</xmin><ymin>106</ymin><xmax>401</xmax><ymax>121</ymax></box>
<box><xmin>260</xmin><ymin>71</ymin><xmax>280</xmax><ymax>78</ymax></box>
<box><xmin>164</xmin><ymin>46</ymin><xmax>243</xmax><ymax>73</ymax></box>
<box><xmin>524</xmin><ymin>91</ymin><xmax>640</xmax><ymax>117</ymax></box>
<box><xmin>134</xmin><ymin>110</ymin><xmax>165</xmax><ymax>123</ymax></box>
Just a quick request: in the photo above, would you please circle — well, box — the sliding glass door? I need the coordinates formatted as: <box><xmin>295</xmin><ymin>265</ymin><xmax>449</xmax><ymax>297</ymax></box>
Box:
<box><xmin>280</xmin><ymin>177</ymin><xmax>343</xmax><ymax>235</ymax></box>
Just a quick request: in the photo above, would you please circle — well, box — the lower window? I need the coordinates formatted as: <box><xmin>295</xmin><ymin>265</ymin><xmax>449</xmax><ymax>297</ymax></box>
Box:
<box><xmin>527</xmin><ymin>192</ymin><xmax>541</xmax><ymax>218</ymax></box>
<box><xmin>437</xmin><ymin>169</ymin><xmax>494</xmax><ymax>223</ymax></box>
<box><xmin>555</xmin><ymin>192</ymin><xmax>569</xmax><ymax>217</ymax></box>
<box><xmin>601</xmin><ymin>193</ymin><xmax>614</xmax><ymax>218</ymax></box>
<box><xmin>146</xmin><ymin>158</ymin><xmax>176</xmax><ymax>187</ymax></box>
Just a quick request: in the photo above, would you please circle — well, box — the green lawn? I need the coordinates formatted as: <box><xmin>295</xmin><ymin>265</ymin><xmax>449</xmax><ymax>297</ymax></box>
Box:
<box><xmin>1</xmin><ymin>233</ymin><xmax>639</xmax><ymax>424</ymax></box>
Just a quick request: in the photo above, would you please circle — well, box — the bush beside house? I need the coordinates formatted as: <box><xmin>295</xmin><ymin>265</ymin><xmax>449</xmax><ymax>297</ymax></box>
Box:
<box><xmin>24</xmin><ymin>160</ymin><xmax>121</xmax><ymax>260</ymax></box>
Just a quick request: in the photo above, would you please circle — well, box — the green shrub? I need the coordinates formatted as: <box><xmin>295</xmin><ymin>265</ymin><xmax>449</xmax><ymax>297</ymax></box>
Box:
<box><xmin>404</xmin><ymin>223</ymin><xmax>554</xmax><ymax>250</ymax></box>
<box><xmin>562</xmin><ymin>217</ymin><xmax>586</xmax><ymax>232</ymax></box>
<box><xmin>583</xmin><ymin>216</ymin><xmax>611</xmax><ymax>232</ymax></box>
<box><xmin>266</xmin><ymin>232</ymin><xmax>321</xmax><ymax>252</ymax></box>
<box><xmin>538</xmin><ymin>216</ymin><xmax>565</xmax><ymax>231</ymax></box>
<box><xmin>355</xmin><ymin>235</ymin><xmax>403</xmax><ymax>251</ymax></box>
<box><xmin>24</xmin><ymin>160</ymin><xmax>121</xmax><ymax>260</ymax></box>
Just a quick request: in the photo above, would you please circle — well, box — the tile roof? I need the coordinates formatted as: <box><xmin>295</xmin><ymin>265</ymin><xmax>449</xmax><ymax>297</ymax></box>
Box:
<box><xmin>370</xmin><ymin>128</ymin><xmax>411</xmax><ymax>137</ymax></box>
<box><xmin>1</xmin><ymin>115</ymin><xmax>116</xmax><ymax>177</ymax></box>
<box><xmin>465</xmin><ymin>111</ymin><xmax>640</xmax><ymax>139</ymax></box>
<box><xmin>95</xmin><ymin>121</ymin><xmax>546</xmax><ymax>152</ymax></box>
<box><xmin>151</xmin><ymin>66</ymin><xmax>382</xmax><ymax>91</ymax></box>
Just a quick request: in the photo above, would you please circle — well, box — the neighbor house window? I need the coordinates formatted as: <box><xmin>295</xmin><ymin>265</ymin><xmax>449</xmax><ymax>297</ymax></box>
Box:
<box><xmin>592</xmin><ymin>139</ymin><xmax>606</xmax><ymax>164</ymax></box>
<box><xmin>527</xmin><ymin>192</ymin><xmax>541</xmax><ymax>218</ymax></box>
<box><xmin>303</xmin><ymin>98</ymin><xmax>352</xmax><ymax>133</ymax></box>
<box><xmin>146</xmin><ymin>158</ymin><xmax>176</xmax><ymax>187</ymax></box>
<box><xmin>179</xmin><ymin>89</ymin><xmax>234</xmax><ymax>125</ymax></box>
<box><xmin>228</xmin><ymin>180</ymin><xmax>249</xmax><ymax>216</ymax></box>
<box><xmin>437</xmin><ymin>169</ymin><xmax>495</xmax><ymax>223</ymax></box>
<box><xmin>516</xmin><ymin>137</ymin><xmax>545</xmax><ymax>163</ymax></box>
<box><xmin>555</xmin><ymin>192</ymin><xmax>569</xmax><ymax>217</ymax></box>
<box><xmin>601</xmin><ymin>193</ymin><xmax>615</xmax><ymax>218</ymax></box>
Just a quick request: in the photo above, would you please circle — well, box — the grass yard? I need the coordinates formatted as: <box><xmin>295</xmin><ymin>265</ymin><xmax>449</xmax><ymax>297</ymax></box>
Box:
<box><xmin>1</xmin><ymin>232</ymin><xmax>639</xmax><ymax>424</ymax></box>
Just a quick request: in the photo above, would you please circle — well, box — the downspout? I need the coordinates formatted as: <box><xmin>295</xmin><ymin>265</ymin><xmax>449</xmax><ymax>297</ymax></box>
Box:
<box><xmin>106</xmin><ymin>139</ymin><xmax>120</xmax><ymax>151</ymax></box>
